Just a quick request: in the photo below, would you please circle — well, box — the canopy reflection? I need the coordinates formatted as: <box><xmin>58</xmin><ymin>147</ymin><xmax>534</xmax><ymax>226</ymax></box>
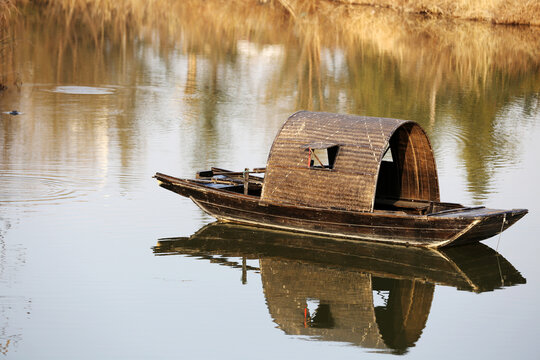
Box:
<box><xmin>153</xmin><ymin>222</ymin><xmax>525</xmax><ymax>354</ymax></box>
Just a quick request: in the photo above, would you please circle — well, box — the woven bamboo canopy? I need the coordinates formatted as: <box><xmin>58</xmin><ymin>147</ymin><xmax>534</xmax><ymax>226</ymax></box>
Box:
<box><xmin>260</xmin><ymin>111</ymin><xmax>440</xmax><ymax>212</ymax></box>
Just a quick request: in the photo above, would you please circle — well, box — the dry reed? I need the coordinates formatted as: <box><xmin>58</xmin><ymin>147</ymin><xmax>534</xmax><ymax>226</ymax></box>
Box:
<box><xmin>6</xmin><ymin>0</ymin><xmax>540</xmax><ymax>95</ymax></box>
<box><xmin>337</xmin><ymin>0</ymin><xmax>540</xmax><ymax>26</ymax></box>
<box><xmin>265</xmin><ymin>0</ymin><xmax>540</xmax><ymax>110</ymax></box>
<box><xmin>0</xmin><ymin>0</ymin><xmax>16</xmax><ymax>28</ymax></box>
<box><xmin>6</xmin><ymin>0</ymin><xmax>537</xmax><ymax>99</ymax></box>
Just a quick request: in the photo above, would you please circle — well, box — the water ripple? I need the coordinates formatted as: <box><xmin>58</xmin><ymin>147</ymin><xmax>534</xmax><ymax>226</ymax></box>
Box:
<box><xmin>0</xmin><ymin>171</ymin><xmax>93</xmax><ymax>205</ymax></box>
<box><xmin>46</xmin><ymin>86</ymin><xmax>116</xmax><ymax>95</ymax></box>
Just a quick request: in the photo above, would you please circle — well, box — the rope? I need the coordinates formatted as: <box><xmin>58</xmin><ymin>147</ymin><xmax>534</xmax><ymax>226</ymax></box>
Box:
<box><xmin>495</xmin><ymin>213</ymin><xmax>507</xmax><ymax>252</ymax></box>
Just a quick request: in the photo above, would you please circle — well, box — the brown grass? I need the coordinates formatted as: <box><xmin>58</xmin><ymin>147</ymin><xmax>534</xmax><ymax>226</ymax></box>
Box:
<box><xmin>337</xmin><ymin>0</ymin><xmax>540</xmax><ymax>26</ymax></box>
<box><xmin>0</xmin><ymin>0</ymin><xmax>16</xmax><ymax>28</ymax></box>
<box><xmin>4</xmin><ymin>0</ymin><xmax>540</xmax><ymax>98</ymax></box>
<box><xmin>266</xmin><ymin>0</ymin><xmax>540</xmax><ymax>107</ymax></box>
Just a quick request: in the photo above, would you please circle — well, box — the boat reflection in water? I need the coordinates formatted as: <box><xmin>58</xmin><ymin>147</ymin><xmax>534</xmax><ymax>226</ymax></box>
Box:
<box><xmin>153</xmin><ymin>223</ymin><xmax>525</xmax><ymax>354</ymax></box>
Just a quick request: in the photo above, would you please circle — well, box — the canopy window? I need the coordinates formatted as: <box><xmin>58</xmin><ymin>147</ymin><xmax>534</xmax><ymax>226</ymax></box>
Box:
<box><xmin>304</xmin><ymin>142</ymin><xmax>340</xmax><ymax>169</ymax></box>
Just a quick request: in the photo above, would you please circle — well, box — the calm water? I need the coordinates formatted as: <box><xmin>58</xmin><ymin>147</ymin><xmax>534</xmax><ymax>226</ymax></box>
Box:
<box><xmin>1</xmin><ymin>5</ymin><xmax>540</xmax><ymax>359</ymax></box>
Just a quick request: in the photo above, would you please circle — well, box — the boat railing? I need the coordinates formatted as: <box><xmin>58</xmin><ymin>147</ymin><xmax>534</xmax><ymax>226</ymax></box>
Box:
<box><xmin>196</xmin><ymin>167</ymin><xmax>266</xmax><ymax>196</ymax></box>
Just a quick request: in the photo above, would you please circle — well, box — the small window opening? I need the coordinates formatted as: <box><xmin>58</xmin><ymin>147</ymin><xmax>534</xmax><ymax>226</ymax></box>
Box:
<box><xmin>307</xmin><ymin>145</ymin><xmax>339</xmax><ymax>169</ymax></box>
<box><xmin>382</xmin><ymin>146</ymin><xmax>393</xmax><ymax>162</ymax></box>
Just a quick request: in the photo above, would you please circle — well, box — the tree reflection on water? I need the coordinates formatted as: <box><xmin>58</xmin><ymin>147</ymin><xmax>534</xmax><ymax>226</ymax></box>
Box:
<box><xmin>2</xmin><ymin>0</ymin><xmax>539</xmax><ymax>200</ymax></box>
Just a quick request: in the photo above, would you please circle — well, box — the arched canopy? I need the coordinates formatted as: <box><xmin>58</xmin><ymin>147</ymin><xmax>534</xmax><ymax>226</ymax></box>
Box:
<box><xmin>260</xmin><ymin>111</ymin><xmax>440</xmax><ymax>212</ymax></box>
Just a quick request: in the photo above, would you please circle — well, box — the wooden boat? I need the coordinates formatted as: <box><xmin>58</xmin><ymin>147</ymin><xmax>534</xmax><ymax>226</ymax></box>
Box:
<box><xmin>155</xmin><ymin>111</ymin><xmax>527</xmax><ymax>248</ymax></box>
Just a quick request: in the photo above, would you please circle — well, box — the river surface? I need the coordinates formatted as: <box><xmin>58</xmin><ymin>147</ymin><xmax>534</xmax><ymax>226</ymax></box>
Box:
<box><xmin>1</xmin><ymin>5</ymin><xmax>540</xmax><ymax>359</ymax></box>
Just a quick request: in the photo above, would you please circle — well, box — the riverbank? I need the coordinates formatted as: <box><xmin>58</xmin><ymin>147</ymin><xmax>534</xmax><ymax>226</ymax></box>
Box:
<box><xmin>1</xmin><ymin>0</ymin><xmax>539</xmax><ymax>92</ymax></box>
<box><xmin>335</xmin><ymin>0</ymin><xmax>540</xmax><ymax>26</ymax></box>
<box><xmin>3</xmin><ymin>0</ymin><xmax>539</xmax><ymax>32</ymax></box>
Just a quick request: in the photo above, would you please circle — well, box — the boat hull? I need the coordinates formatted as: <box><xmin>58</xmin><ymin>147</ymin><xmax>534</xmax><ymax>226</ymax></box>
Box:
<box><xmin>155</xmin><ymin>174</ymin><xmax>527</xmax><ymax>248</ymax></box>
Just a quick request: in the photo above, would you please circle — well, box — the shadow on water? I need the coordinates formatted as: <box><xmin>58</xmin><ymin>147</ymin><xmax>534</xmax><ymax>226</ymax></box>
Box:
<box><xmin>153</xmin><ymin>222</ymin><xmax>525</xmax><ymax>354</ymax></box>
